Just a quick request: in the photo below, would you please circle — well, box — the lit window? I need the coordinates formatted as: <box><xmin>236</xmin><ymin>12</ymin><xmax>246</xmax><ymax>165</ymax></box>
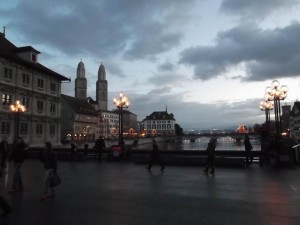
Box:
<box><xmin>2</xmin><ymin>94</ymin><xmax>12</xmax><ymax>105</ymax></box>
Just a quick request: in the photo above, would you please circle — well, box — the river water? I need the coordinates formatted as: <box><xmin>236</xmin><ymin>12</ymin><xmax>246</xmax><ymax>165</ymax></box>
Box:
<box><xmin>136</xmin><ymin>136</ymin><xmax>261</xmax><ymax>151</ymax></box>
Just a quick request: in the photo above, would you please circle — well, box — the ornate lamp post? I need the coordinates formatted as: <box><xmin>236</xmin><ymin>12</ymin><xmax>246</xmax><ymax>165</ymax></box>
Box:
<box><xmin>113</xmin><ymin>92</ymin><xmax>129</xmax><ymax>146</ymax></box>
<box><xmin>10</xmin><ymin>100</ymin><xmax>26</xmax><ymax>141</ymax></box>
<box><xmin>265</xmin><ymin>80</ymin><xmax>288</xmax><ymax>138</ymax></box>
<box><xmin>260</xmin><ymin>100</ymin><xmax>273</xmax><ymax>135</ymax></box>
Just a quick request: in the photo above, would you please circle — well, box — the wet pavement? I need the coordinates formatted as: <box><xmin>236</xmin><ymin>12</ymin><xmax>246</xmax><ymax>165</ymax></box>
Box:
<box><xmin>1</xmin><ymin>159</ymin><xmax>300</xmax><ymax>225</ymax></box>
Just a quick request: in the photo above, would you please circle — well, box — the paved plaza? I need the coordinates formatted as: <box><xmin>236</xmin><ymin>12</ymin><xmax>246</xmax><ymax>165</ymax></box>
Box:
<box><xmin>1</xmin><ymin>159</ymin><xmax>300</xmax><ymax>225</ymax></box>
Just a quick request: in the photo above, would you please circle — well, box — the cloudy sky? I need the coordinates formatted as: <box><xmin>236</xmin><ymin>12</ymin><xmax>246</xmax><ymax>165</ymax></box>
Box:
<box><xmin>1</xmin><ymin>0</ymin><xmax>300</xmax><ymax>130</ymax></box>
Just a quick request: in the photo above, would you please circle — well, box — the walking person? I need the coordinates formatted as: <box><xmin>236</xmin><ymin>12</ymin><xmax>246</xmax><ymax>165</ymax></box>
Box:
<box><xmin>244</xmin><ymin>134</ymin><xmax>253</xmax><ymax>167</ymax></box>
<box><xmin>203</xmin><ymin>138</ymin><xmax>217</xmax><ymax>174</ymax></box>
<box><xmin>39</xmin><ymin>142</ymin><xmax>58</xmax><ymax>201</ymax></box>
<box><xmin>146</xmin><ymin>139</ymin><xmax>165</xmax><ymax>171</ymax></box>
<box><xmin>9</xmin><ymin>137</ymin><xmax>27</xmax><ymax>193</ymax></box>
<box><xmin>0</xmin><ymin>137</ymin><xmax>9</xmax><ymax>168</ymax></box>
<box><xmin>94</xmin><ymin>136</ymin><xmax>106</xmax><ymax>162</ymax></box>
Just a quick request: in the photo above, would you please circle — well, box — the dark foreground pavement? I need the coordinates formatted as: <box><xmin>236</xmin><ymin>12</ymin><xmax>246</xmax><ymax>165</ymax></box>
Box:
<box><xmin>1</xmin><ymin>160</ymin><xmax>300</xmax><ymax>225</ymax></box>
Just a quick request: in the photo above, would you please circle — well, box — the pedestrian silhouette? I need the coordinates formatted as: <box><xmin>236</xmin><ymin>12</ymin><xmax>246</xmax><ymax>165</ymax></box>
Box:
<box><xmin>0</xmin><ymin>137</ymin><xmax>9</xmax><ymax>168</ymax></box>
<box><xmin>94</xmin><ymin>136</ymin><xmax>106</xmax><ymax>162</ymax></box>
<box><xmin>147</xmin><ymin>139</ymin><xmax>165</xmax><ymax>171</ymax></box>
<box><xmin>39</xmin><ymin>142</ymin><xmax>58</xmax><ymax>201</ymax></box>
<box><xmin>244</xmin><ymin>134</ymin><xmax>253</xmax><ymax>167</ymax></box>
<box><xmin>9</xmin><ymin>137</ymin><xmax>27</xmax><ymax>193</ymax></box>
<box><xmin>203</xmin><ymin>138</ymin><xmax>217</xmax><ymax>174</ymax></box>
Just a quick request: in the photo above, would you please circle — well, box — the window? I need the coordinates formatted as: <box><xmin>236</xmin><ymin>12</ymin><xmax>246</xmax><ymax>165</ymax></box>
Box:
<box><xmin>50</xmin><ymin>103</ymin><xmax>56</xmax><ymax>113</ymax></box>
<box><xmin>36</xmin><ymin>124</ymin><xmax>43</xmax><ymax>135</ymax></box>
<box><xmin>32</xmin><ymin>54</ymin><xmax>37</xmax><ymax>62</ymax></box>
<box><xmin>22</xmin><ymin>73</ymin><xmax>30</xmax><ymax>84</ymax></box>
<box><xmin>1</xmin><ymin>122</ymin><xmax>10</xmax><ymax>135</ymax></box>
<box><xmin>2</xmin><ymin>94</ymin><xmax>12</xmax><ymax>105</ymax></box>
<box><xmin>50</xmin><ymin>83</ymin><xmax>56</xmax><ymax>92</ymax></box>
<box><xmin>4</xmin><ymin>67</ymin><xmax>12</xmax><ymax>79</ymax></box>
<box><xmin>20</xmin><ymin>123</ymin><xmax>28</xmax><ymax>135</ymax></box>
<box><xmin>22</xmin><ymin>97</ymin><xmax>29</xmax><ymax>108</ymax></box>
<box><xmin>37</xmin><ymin>78</ymin><xmax>44</xmax><ymax>88</ymax></box>
<box><xmin>50</xmin><ymin>124</ymin><xmax>55</xmax><ymax>135</ymax></box>
<box><xmin>37</xmin><ymin>100</ymin><xmax>44</xmax><ymax>111</ymax></box>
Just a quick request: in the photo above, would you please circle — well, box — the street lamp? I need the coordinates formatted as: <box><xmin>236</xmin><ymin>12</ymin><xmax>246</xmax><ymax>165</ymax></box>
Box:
<box><xmin>265</xmin><ymin>80</ymin><xmax>288</xmax><ymax>138</ymax></box>
<box><xmin>10</xmin><ymin>100</ymin><xmax>26</xmax><ymax>141</ymax></box>
<box><xmin>113</xmin><ymin>92</ymin><xmax>129</xmax><ymax>146</ymax></box>
<box><xmin>260</xmin><ymin>100</ymin><xmax>273</xmax><ymax>135</ymax></box>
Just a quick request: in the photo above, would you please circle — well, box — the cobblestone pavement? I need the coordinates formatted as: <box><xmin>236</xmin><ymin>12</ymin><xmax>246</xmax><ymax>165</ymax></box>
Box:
<box><xmin>1</xmin><ymin>159</ymin><xmax>300</xmax><ymax>225</ymax></box>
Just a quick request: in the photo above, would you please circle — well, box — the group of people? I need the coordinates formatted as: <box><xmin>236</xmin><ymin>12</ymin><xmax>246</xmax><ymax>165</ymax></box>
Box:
<box><xmin>0</xmin><ymin>137</ymin><xmax>60</xmax><ymax>217</ymax></box>
<box><xmin>202</xmin><ymin>134</ymin><xmax>253</xmax><ymax>174</ymax></box>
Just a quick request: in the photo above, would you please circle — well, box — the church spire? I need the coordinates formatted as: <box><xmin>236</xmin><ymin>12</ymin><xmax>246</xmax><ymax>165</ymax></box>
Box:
<box><xmin>77</xmin><ymin>60</ymin><xmax>85</xmax><ymax>78</ymax></box>
<box><xmin>98</xmin><ymin>62</ymin><xmax>106</xmax><ymax>80</ymax></box>
<box><xmin>75</xmin><ymin>60</ymin><xmax>87</xmax><ymax>99</ymax></box>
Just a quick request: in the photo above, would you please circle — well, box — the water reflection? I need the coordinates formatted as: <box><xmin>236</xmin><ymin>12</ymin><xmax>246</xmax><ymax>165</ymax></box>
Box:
<box><xmin>137</xmin><ymin>136</ymin><xmax>261</xmax><ymax>151</ymax></box>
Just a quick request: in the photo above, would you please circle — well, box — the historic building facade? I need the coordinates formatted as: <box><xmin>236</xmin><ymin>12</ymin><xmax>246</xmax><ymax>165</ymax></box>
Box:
<box><xmin>0</xmin><ymin>31</ymin><xmax>70</xmax><ymax>145</ymax></box>
<box><xmin>142</xmin><ymin>109</ymin><xmax>176</xmax><ymax>136</ymax></box>
<box><xmin>62</xmin><ymin>60</ymin><xmax>137</xmax><ymax>141</ymax></box>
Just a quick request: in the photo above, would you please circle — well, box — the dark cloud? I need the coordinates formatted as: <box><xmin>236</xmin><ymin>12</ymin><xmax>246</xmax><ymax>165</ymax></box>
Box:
<box><xmin>158</xmin><ymin>61</ymin><xmax>176</xmax><ymax>72</ymax></box>
<box><xmin>147</xmin><ymin>74</ymin><xmax>186</xmax><ymax>86</ymax></box>
<box><xmin>1</xmin><ymin>0</ymin><xmax>195</xmax><ymax>60</ymax></box>
<box><xmin>220</xmin><ymin>0</ymin><xmax>299</xmax><ymax>20</ymax></box>
<box><xmin>179</xmin><ymin>22</ymin><xmax>300</xmax><ymax>81</ymax></box>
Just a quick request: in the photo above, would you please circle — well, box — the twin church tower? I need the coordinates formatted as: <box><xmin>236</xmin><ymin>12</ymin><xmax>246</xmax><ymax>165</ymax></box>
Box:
<box><xmin>74</xmin><ymin>61</ymin><xmax>108</xmax><ymax>110</ymax></box>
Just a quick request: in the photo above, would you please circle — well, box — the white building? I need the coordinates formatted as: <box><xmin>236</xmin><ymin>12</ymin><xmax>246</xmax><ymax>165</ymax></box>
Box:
<box><xmin>142</xmin><ymin>109</ymin><xmax>176</xmax><ymax>136</ymax></box>
<box><xmin>0</xmin><ymin>31</ymin><xmax>70</xmax><ymax>145</ymax></box>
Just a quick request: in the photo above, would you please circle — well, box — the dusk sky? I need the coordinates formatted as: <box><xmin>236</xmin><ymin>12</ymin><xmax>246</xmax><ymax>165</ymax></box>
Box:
<box><xmin>1</xmin><ymin>0</ymin><xmax>300</xmax><ymax>130</ymax></box>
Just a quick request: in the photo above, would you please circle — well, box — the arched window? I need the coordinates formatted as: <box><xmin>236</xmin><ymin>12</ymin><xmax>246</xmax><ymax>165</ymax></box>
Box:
<box><xmin>167</xmin><ymin>124</ymin><xmax>171</xmax><ymax>129</ymax></box>
<box><xmin>147</xmin><ymin>125</ymin><xmax>151</xmax><ymax>129</ymax></box>
<box><xmin>152</xmin><ymin>124</ymin><xmax>156</xmax><ymax>129</ymax></box>
<box><xmin>162</xmin><ymin>124</ymin><xmax>166</xmax><ymax>129</ymax></box>
<box><xmin>157</xmin><ymin>124</ymin><xmax>161</xmax><ymax>129</ymax></box>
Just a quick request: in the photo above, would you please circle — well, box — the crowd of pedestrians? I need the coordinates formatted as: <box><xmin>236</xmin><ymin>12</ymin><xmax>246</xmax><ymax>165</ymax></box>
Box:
<box><xmin>0</xmin><ymin>134</ymin><xmax>258</xmax><ymax>217</ymax></box>
<box><xmin>0</xmin><ymin>137</ymin><xmax>61</xmax><ymax>217</ymax></box>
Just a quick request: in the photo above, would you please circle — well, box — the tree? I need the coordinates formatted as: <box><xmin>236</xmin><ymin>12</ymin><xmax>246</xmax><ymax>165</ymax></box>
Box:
<box><xmin>175</xmin><ymin>124</ymin><xmax>184</xmax><ymax>136</ymax></box>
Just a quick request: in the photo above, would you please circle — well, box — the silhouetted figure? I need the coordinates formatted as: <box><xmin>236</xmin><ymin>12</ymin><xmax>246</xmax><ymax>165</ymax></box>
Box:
<box><xmin>84</xmin><ymin>141</ymin><xmax>89</xmax><ymax>156</ymax></box>
<box><xmin>40</xmin><ymin>142</ymin><xmax>58</xmax><ymax>201</ymax></box>
<box><xmin>9</xmin><ymin>137</ymin><xmax>27</xmax><ymax>193</ymax></box>
<box><xmin>70</xmin><ymin>141</ymin><xmax>77</xmax><ymax>161</ymax></box>
<box><xmin>0</xmin><ymin>137</ymin><xmax>9</xmax><ymax>168</ymax></box>
<box><xmin>147</xmin><ymin>139</ymin><xmax>164</xmax><ymax>171</ymax></box>
<box><xmin>94</xmin><ymin>136</ymin><xmax>106</xmax><ymax>162</ymax></box>
<box><xmin>244</xmin><ymin>134</ymin><xmax>253</xmax><ymax>167</ymax></box>
<box><xmin>203</xmin><ymin>138</ymin><xmax>217</xmax><ymax>174</ymax></box>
